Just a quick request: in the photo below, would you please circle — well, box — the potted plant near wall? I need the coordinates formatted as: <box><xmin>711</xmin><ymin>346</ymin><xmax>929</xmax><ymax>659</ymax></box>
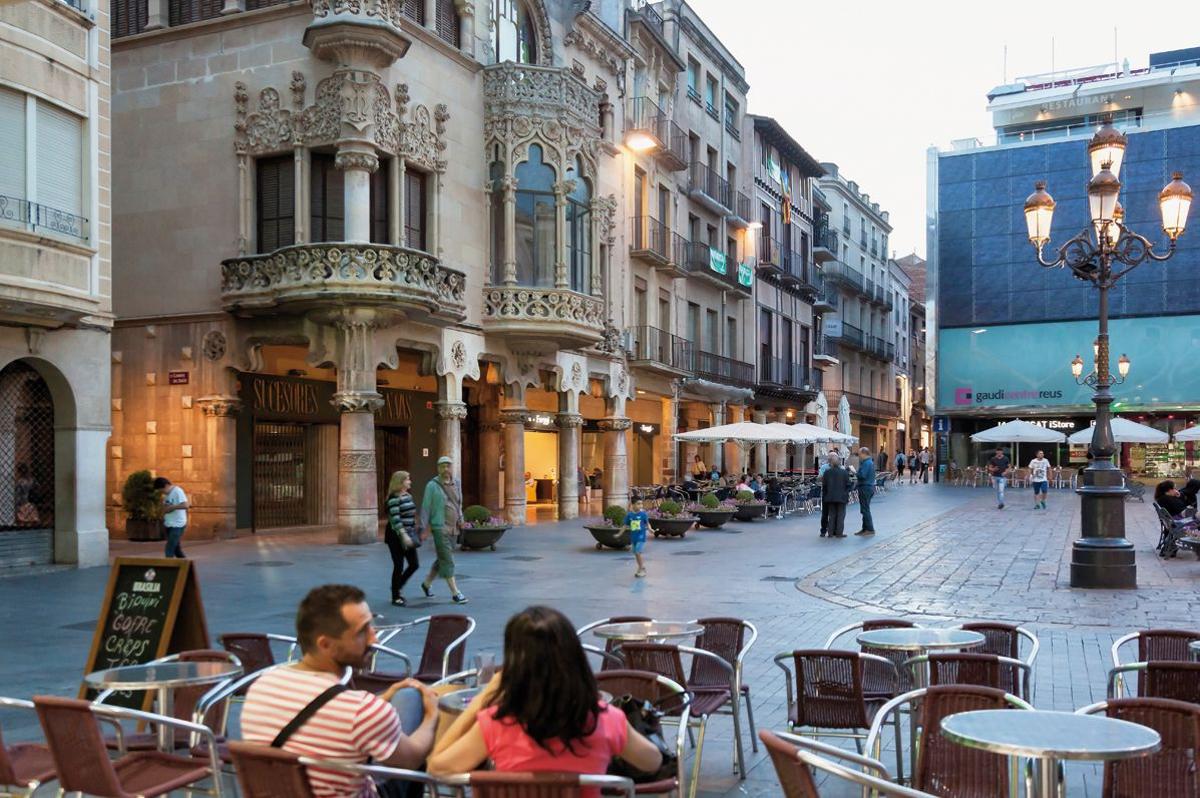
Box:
<box><xmin>584</xmin><ymin>505</ymin><xmax>631</xmax><ymax>550</ymax></box>
<box><xmin>122</xmin><ymin>470</ymin><xmax>163</xmax><ymax>541</ymax></box>
<box><xmin>459</xmin><ymin>505</ymin><xmax>510</xmax><ymax>551</ymax></box>
<box><xmin>733</xmin><ymin>489</ymin><xmax>768</xmax><ymax>521</ymax></box>
<box><xmin>648</xmin><ymin>500</ymin><xmax>698</xmax><ymax>538</ymax></box>
<box><xmin>689</xmin><ymin>492</ymin><xmax>737</xmax><ymax>529</ymax></box>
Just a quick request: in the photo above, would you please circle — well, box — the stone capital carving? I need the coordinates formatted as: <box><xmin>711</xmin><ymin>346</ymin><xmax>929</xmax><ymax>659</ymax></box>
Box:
<box><xmin>335</xmin><ymin>149</ymin><xmax>380</xmax><ymax>173</ymax></box>
<box><xmin>197</xmin><ymin>396</ymin><xmax>243</xmax><ymax>417</ymax></box>
<box><xmin>333</xmin><ymin>391</ymin><xmax>384</xmax><ymax>413</ymax></box>
<box><xmin>434</xmin><ymin>401</ymin><xmax>469</xmax><ymax>421</ymax></box>
<box><xmin>339</xmin><ymin>449</ymin><xmax>377</xmax><ymax>472</ymax></box>
<box><xmin>597</xmin><ymin>417</ymin><xmax>631</xmax><ymax>432</ymax></box>
<box><xmin>556</xmin><ymin>413</ymin><xmax>584</xmax><ymax>429</ymax></box>
<box><xmin>500</xmin><ymin>409</ymin><xmax>529</xmax><ymax>426</ymax></box>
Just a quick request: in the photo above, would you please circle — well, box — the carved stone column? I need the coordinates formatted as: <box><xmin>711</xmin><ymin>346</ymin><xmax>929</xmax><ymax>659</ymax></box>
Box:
<box><xmin>197</xmin><ymin>396</ymin><xmax>242</xmax><ymax>539</ymax></box>
<box><xmin>599</xmin><ymin>417</ymin><xmax>631</xmax><ymax>508</ymax></box>
<box><xmin>454</xmin><ymin>0</ymin><xmax>474</xmax><ymax>56</ymax></box>
<box><xmin>423</xmin><ymin>0</ymin><xmax>436</xmax><ymax>31</ymax></box>
<box><xmin>501</xmin><ymin>408</ymin><xmax>527</xmax><ymax>525</ymax></box>
<box><xmin>479</xmin><ymin>421</ymin><xmax>503</xmax><ymax>511</ymax></box>
<box><xmin>711</xmin><ymin>402</ymin><xmax>726</xmax><ymax>474</ymax></box>
<box><xmin>502</xmin><ymin>176</ymin><xmax>517</xmax><ymax>284</ymax></box>
<box><xmin>553</xmin><ymin>180</ymin><xmax>571</xmax><ymax>289</ymax></box>
<box><xmin>145</xmin><ymin>0</ymin><xmax>165</xmax><ymax>29</ymax></box>
<box><xmin>724</xmin><ymin>404</ymin><xmax>744</xmax><ymax>476</ymax></box>
<box><xmin>557</xmin><ymin>393</ymin><xmax>582</xmax><ymax>520</ymax></box>
<box><xmin>336</xmin><ymin>146</ymin><xmax>379</xmax><ymax>243</ymax></box>
<box><xmin>752</xmin><ymin>409</ymin><xmax>767</xmax><ymax>474</ymax></box>
<box><xmin>434</xmin><ymin>401</ymin><xmax>468</xmax><ymax>484</ymax></box>
<box><xmin>329</xmin><ymin>311</ymin><xmax>383</xmax><ymax>544</ymax></box>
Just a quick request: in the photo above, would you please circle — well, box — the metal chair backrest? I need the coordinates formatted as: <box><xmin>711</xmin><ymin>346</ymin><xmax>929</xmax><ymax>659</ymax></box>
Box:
<box><xmin>960</xmin><ymin>622</ymin><xmax>1019</xmax><ymax>659</ymax></box>
<box><xmin>228</xmin><ymin>741</ymin><xmax>316</xmax><ymax>798</ymax></box>
<box><xmin>417</xmin><ymin>614</ymin><xmax>473</xmax><ymax>681</ymax></box>
<box><xmin>1144</xmin><ymin>661</ymin><xmax>1200</xmax><ymax>703</ymax></box>
<box><xmin>1139</xmin><ymin>630</ymin><xmax>1200</xmax><ymax>664</ymax></box>
<box><xmin>172</xmin><ymin>649</ymin><xmax>240</xmax><ymax>736</ymax></box>
<box><xmin>689</xmin><ymin>617</ymin><xmax>747</xmax><ymax>689</ymax></box>
<box><xmin>923</xmin><ymin>652</ymin><xmax>1030</xmax><ymax>702</ymax></box>
<box><xmin>32</xmin><ymin>695</ymin><xmax>125</xmax><ymax>797</ymax></box>
<box><xmin>219</xmin><ymin>633</ymin><xmax>276</xmax><ymax>675</ymax></box>
<box><xmin>594</xmin><ymin>669</ymin><xmax>677</xmax><ymax>706</ymax></box>
<box><xmin>0</xmin><ymin>697</ymin><xmax>44</xmax><ymax>788</ymax></box>
<box><xmin>1088</xmin><ymin>698</ymin><xmax>1200</xmax><ymax>798</ymax></box>
<box><xmin>759</xmin><ymin>730</ymin><xmax>820</xmax><ymax>797</ymax></box>
<box><xmin>859</xmin><ymin>619</ymin><xmax>917</xmax><ymax>693</ymax></box>
<box><xmin>621</xmin><ymin>643</ymin><xmax>688</xmax><ymax>690</ymax></box>
<box><xmin>578</xmin><ymin>616</ymin><xmax>651</xmax><ymax>671</ymax></box>
<box><xmin>466</xmin><ymin>771</ymin><xmax>634</xmax><ymax>797</ymax></box>
<box><xmin>790</xmin><ymin>649</ymin><xmax>872</xmax><ymax>730</ymax></box>
<box><xmin>914</xmin><ymin>685</ymin><xmax>1013</xmax><ymax>796</ymax></box>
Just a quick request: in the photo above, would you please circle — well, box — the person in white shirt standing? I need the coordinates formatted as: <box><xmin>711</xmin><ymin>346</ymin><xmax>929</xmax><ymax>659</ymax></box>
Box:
<box><xmin>1028</xmin><ymin>450</ymin><xmax>1052</xmax><ymax>510</ymax></box>
<box><xmin>154</xmin><ymin>476</ymin><xmax>189</xmax><ymax>558</ymax></box>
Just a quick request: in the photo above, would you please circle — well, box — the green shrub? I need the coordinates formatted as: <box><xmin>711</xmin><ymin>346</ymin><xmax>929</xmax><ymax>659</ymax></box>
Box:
<box><xmin>464</xmin><ymin>505</ymin><xmax>492</xmax><ymax>524</ymax></box>
<box><xmin>699</xmin><ymin>492</ymin><xmax>720</xmax><ymax>509</ymax></box>
<box><xmin>736</xmin><ymin>490</ymin><xmax>755</xmax><ymax>503</ymax></box>
<box><xmin>122</xmin><ymin>470</ymin><xmax>161</xmax><ymax>520</ymax></box>
<box><xmin>658</xmin><ymin>500</ymin><xmax>682</xmax><ymax>516</ymax></box>
<box><xmin>603</xmin><ymin>504</ymin><xmax>627</xmax><ymax>527</ymax></box>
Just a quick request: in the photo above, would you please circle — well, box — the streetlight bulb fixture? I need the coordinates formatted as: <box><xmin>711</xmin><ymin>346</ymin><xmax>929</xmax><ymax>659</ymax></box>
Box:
<box><xmin>1087</xmin><ymin>162</ymin><xmax>1121</xmax><ymax>229</ymax></box>
<box><xmin>1104</xmin><ymin>200</ymin><xmax>1125</xmax><ymax>246</ymax></box>
<box><xmin>1088</xmin><ymin>121</ymin><xmax>1127</xmax><ymax>179</ymax></box>
<box><xmin>1071</xmin><ymin>354</ymin><xmax>1084</xmax><ymax>379</ymax></box>
<box><xmin>1024</xmin><ymin>181</ymin><xmax>1056</xmax><ymax>247</ymax></box>
<box><xmin>1118</xmin><ymin>354</ymin><xmax>1131</xmax><ymax>379</ymax></box>
<box><xmin>1159</xmin><ymin>171</ymin><xmax>1193</xmax><ymax>241</ymax></box>
<box><xmin>624</xmin><ymin>131</ymin><xmax>659</xmax><ymax>153</ymax></box>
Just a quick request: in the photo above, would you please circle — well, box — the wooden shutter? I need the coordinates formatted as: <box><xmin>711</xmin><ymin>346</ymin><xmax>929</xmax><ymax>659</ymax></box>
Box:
<box><xmin>370</xmin><ymin>163</ymin><xmax>389</xmax><ymax>244</ymax></box>
<box><xmin>170</xmin><ymin>0</ymin><xmax>222</xmax><ymax>26</ymax></box>
<box><xmin>435</xmin><ymin>0</ymin><xmax>460</xmax><ymax>47</ymax></box>
<box><xmin>256</xmin><ymin>155</ymin><xmax>293</xmax><ymax>253</ymax></box>
<box><xmin>35</xmin><ymin>103</ymin><xmax>82</xmax><ymax>218</ymax></box>
<box><xmin>0</xmin><ymin>88</ymin><xmax>25</xmax><ymax>202</ymax></box>
<box><xmin>404</xmin><ymin>170</ymin><xmax>426</xmax><ymax>251</ymax></box>
<box><xmin>402</xmin><ymin>0</ymin><xmax>423</xmax><ymax>24</ymax></box>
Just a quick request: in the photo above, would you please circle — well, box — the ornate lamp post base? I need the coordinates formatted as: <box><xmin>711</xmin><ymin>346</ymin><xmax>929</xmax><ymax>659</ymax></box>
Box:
<box><xmin>1072</xmin><ymin>465</ymin><xmax>1135</xmax><ymax>589</ymax></box>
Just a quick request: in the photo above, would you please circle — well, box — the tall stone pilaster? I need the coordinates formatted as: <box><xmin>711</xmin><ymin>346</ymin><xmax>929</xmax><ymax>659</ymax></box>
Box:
<box><xmin>752</xmin><ymin>409</ymin><xmax>767</xmax><ymax>474</ymax></box>
<box><xmin>335</xmin><ymin>391</ymin><xmax>383</xmax><ymax>544</ymax></box>
<box><xmin>197</xmin><ymin>396</ymin><xmax>242</xmax><ymax>539</ymax></box>
<box><xmin>556</xmin><ymin>411</ymin><xmax>582</xmax><ymax>520</ymax></box>
<box><xmin>479</xmin><ymin>421</ymin><xmax>503</xmax><ymax>511</ymax></box>
<box><xmin>599</xmin><ymin>417</ymin><xmax>631</xmax><ymax>508</ymax></box>
<box><xmin>501</xmin><ymin>408</ymin><xmax>528</xmax><ymax>526</ymax></box>
<box><xmin>434</xmin><ymin>401</ymin><xmax>467</xmax><ymax>484</ymax></box>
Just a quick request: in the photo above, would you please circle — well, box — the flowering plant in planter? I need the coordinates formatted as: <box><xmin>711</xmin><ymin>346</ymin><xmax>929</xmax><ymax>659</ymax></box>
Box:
<box><xmin>592</xmin><ymin>505</ymin><xmax>628</xmax><ymax>528</ymax></box>
<box><xmin>735</xmin><ymin>490</ymin><xmax>765</xmax><ymax>504</ymax></box>
<box><xmin>647</xmin><ymin>500</ymin><xmax>697</xmax><ymax>519</ymax></box>
<box><xmin>686</xmin><ymin>497</ymin><xmax>737</xmax><ymax>513</ymax></box>
<box><xmin>462</xmin><ymin>506</ymin><xmax>507</xmax><ymax>529</ymax></box>
<box><xmin>585</xmin><ymin>505</ymin><xmax>631</xmax><ymax>550</ymax></box>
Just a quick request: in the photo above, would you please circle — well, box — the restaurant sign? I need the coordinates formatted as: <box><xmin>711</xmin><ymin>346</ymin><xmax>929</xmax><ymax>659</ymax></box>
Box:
<box><xmin>239</xmin><ymin>372</ymin><xmax>416</xmax><ymax>426</ymax></box>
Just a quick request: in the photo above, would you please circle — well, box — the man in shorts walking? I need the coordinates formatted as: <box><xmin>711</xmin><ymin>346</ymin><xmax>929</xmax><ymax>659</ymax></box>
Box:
<box><xmin>625</xmin><ymin>497</ymin><xmax>650</xmax><ymax>577</ymax></box>
<box><xmin>1028</xmin><ymin>450</ymin><xmax>1052</xmax><ymax>510</ymax></box>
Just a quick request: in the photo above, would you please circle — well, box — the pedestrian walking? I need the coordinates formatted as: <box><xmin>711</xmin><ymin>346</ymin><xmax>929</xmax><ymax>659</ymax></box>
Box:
<box><xmin>895</xmin><ymin>450</ymin><xmax>907</xmax><ymax>482</ymax></box>
<box><xmin>1028</xmin><ymin>450</ymin><xmax>1051</xmax><ymax>510</ymax></box>
<box><xmin>820</xmin><ymin>453</ymin><xmax>851</xmax><ymax>538</ymax></box>
<box><xmin>855</xmin><ymin>446</ymin><xmax>876</xmax><ymax>536</ymax></box>
<box><xmin>875</xmin><ymin>449</ymin><xmax>888</xmax><ymax>474</ymax></box>
<box><xmin>919</xmin><ymin>447</ymin><xmax>931</xmax><ymax>483</ymax></box>
<box><xmin>987</xmin><ymin>447</ymin><xmax>1011</xmax><ymax>509</ymax></box>
<box><xmin>624</xmin><ymin>497</ymin><xmax>649</xmax><ymax>578</ymax></box>
<box><xmin>818</xmin><ymin>457</ymin><xmax>831</xmax><ymax>536</ymax></box>
<box><xmin>418</xmin><ymin>456</ymin><xmax>468</xmax><ymax>604</ymax></box>
<box><xmin>908</xmin><ymin>449</ymin><xmax>919</xmax><ymax>484</ymax></box>
<box><xmin>385</xmin><ymin>470</ymin><xmax>420</xmax><ymax>606</ymax></box>
<box><xmin>154</xmin><ymin>476</ymin><xmax>189</xmax><ymax>558</ymax></box>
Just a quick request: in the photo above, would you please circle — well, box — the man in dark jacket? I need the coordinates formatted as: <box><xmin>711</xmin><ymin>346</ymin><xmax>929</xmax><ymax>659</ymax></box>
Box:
<box><xmin>855</xmin><ymin>446</ymin><xmax>876</xmax><ymax>536</ymax></box>
<box><xmin>821</xmin><ymin>453</ymin><xmax>851</xmax><ymax>538</ymax></box>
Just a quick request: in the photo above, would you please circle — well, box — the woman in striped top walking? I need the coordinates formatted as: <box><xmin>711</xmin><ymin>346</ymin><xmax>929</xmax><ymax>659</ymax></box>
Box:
<box><xmin>385</xmin><ymin>470</ymin><xmax>420</xmax><ymax>606</ymax></box>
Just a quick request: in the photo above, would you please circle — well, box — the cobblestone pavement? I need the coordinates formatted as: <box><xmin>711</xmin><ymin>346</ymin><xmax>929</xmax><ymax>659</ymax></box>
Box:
<box><xmin>0</xmin><ymin>481</ymin><xmax>1191</xmax><ymax>796</ymax></box>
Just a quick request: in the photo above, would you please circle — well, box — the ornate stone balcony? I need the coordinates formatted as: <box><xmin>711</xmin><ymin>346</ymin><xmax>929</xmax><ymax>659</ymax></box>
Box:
<box><xmin>482</xmin><ymin>285</ymin><xmax>605</xmax><ymax>351</ymax></box>
<box><xmin>221</xmin><ymin>243</ymin><xmax>467</xmax><ymax>324</ymax></box>
<box><xmin>483</xmin><ymin>62</ymin><xmax>602</xmax><ymax>138</ymax></box>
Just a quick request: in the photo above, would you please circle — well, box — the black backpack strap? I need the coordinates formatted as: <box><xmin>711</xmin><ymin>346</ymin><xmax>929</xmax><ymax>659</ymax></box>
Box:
<box><xmin>271</xmin><ymin>683</ymin><xmax>347</xmax><ymax>748</ymax></box>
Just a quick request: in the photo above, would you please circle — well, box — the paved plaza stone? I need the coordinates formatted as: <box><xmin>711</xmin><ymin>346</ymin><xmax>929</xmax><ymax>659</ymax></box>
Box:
<box><xmin>1</xmin><ymin>481</ymin><xmax>1194</xmax><ymax>796</ymax></box>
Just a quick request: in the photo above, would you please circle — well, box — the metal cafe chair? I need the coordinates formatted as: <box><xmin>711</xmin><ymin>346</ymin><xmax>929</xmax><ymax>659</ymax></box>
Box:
<box><xmin>0</xmin><ymin>697</ymin><xmax>56</xmax><ymax>798</ymax></box>
<box><xmin>759</xmin><ymin>730</ymin><xmax>935</xmax><ymax>798</ymax></box>
<box><xmin>594</xmin><ymin>669</ymin><xmax>691</xmax><ymax>797</ymax></box>
<box><xmin>825</xmin><ymin>618</ymin><xmax>920</xmax><ymax>697</ymax></box>
<box><xmin>1108</xmin><ymin>661</ymin><xmax>1200</xmax><ymax>704</ymax></box>
<box><xmin>373</xmin><ymin>614</ymin><xmax>476</xmax><ymax>683</ymax></box>
<box><xmin>441</xmin><ymin>771</ymin><xmax>633</xmax><ymax>798</ymax></box>
<box><xmin>904</xmin><ymin>652</ymin><xmax>1033</xmax><ymax>703</ymax></box>
<box><xmin>1076</xmin><ymin>697</ymin><xmax>1200</xmax><ymax>797</ymax></box>
<box><xmin>1111</xmin><ymin>629</ymin><xmax>1200</xmax><ymax>697</ymax></box>
<box><xmin>576</xmin><ymin>616</ymin><xmax>652</xmax><ymax>671</ymax></box>
<box><xmin>687</xmin><ymin>617</ymin><xmax>758</xmax><ymax>754</ymax></box>
<box><xmin>865</xmin><ymin>685</ymin><xmax>1031</xmax><ymax>798</ymax></box>
<box><xmin>952</xmin><ymin>621</ymin><xmax>1040</xmax><ymax>699</ymax></box>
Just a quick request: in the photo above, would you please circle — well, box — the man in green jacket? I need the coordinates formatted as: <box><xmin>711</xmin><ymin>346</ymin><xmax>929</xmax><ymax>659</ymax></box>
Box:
<box><xmin>419</xmin><ymin>456</ymin><xmax>468</xmax><ymax>605</ymax></box>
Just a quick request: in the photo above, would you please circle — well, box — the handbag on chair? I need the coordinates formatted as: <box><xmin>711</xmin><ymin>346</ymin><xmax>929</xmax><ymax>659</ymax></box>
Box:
<box><xmin>606</xmin><ymin>694</ymin><xmax>680</xmax><ymax>783</ymax></box>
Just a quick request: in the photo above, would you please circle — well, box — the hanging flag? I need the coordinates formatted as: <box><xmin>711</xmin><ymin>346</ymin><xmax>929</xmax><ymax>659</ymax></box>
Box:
<box><xmin>708</xmin><ymin>247</ymin><xmax>727</xmax><ymax>275</ymax></box>
<box><xmin>766</xmin><ymin>153</ymin><xmax>781</xmax><ymax>184</ymax></box>
<box><xmin>738</xmin><ymin>261</ymin><xmax>753</xmax><ymax>287</ymax></box>
<box><xmin>782</xmin><ymin>195</ymin><xmax>792</xmax><ymax>226</ymax></box>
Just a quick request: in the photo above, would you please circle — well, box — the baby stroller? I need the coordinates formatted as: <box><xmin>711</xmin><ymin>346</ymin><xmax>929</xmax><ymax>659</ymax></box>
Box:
<box><xmin>1154</xmin><ymin>502</ymin><xmax>1199</xmax><ymax>558</ymax></box>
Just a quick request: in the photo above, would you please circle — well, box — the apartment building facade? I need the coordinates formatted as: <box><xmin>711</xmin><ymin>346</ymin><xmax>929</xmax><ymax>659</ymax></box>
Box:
<box><xmin>0</xmin><ymin>0</ymin><xmax>111</xmax><ymax>568</ymax></box>
<box><xmin>814</xmin><ymin>164</ymin><xmax>900</xmax><ymax>453</ymax></box>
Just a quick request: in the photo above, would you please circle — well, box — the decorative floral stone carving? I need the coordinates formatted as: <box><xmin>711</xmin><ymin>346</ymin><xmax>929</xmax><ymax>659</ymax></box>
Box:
<box><xmin>333</xmin><ymin>392</ymin><xmax>385</xmax><ymax>413</ymax></box>
<box><xmin>197</xmin><ymin>396</ymin><xmax>242</xmax><ymax>417</ymax></box>
<box><xmin>556</xmin><ymin>413</ymin><xmax>584</xmax><ymax>429</ymax></box>
<box><xmin>335</xmin><ymin>150</ymin><xmax>380</xmax><ymax>173</ymax></box>
<box><xmin>434</xmin><ymin>401</ymin><xmax>469</xmax><ymax>420</ymax></box>
<box><xmin>338</xmin><ymin>449</ymin><xmax>378</xmax><ymax>470</ymax></box>
<box><xmin>483</xmin><ymin>287</ymin><xmax>605</xmax><ymax>331</ymax></box>
<box><xmin>450</xmin><ymin>341</ymin><xmax>467</xmax><ymax>370</ymax></box>
<box><xmin>202</xmin><ymin>330</ymin><xmax>228</xmax><ymax>361</ymax></box>
<box><xmin>571</xmin><ymin>362</ymin><xmax>583</xmax><ymax>387</ymax></box>
<box><xmin>597</xmin><ymin>418</ymin><xmax>632</xmax><ymax>432</ymax></box>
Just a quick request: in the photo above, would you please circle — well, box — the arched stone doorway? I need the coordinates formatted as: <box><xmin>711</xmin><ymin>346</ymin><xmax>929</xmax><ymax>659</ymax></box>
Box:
<box><xmin>0</xmin><ymin>361</ymin><xmax>55</xmax><ymax>567</ymax></box>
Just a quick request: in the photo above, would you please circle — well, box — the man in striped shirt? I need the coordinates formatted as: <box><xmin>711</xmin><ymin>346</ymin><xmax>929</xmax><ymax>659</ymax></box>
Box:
<box><xmin>242</xmin><ymin>584</ymin><xmax>438</xmax><ymax>797</ymax></box>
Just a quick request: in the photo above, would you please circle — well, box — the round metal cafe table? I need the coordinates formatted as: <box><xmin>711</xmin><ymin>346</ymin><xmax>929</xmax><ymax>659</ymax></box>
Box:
<box><xmin>940</xmin><ymin>709</ymin><xmax>1160</xmax><ymax>797</ymax></box>
<box><xmin>1189</xmin><ymin>640</ymin><xmax>1200</xmax><ymax>662</ymax></box>
<box><xmin>855</xmin><ymin>628</ymin><xmax>986</xmax><ymax>654</ymax></box>
<box><xmin>83</xmin><ymin>661</ymin><xmax>242</xmax><ymax>751</ymax></box>
<box><xmin>590</xmin><ymin>621</ymin><xmax>704</xmax><ymax>643</ymax></box>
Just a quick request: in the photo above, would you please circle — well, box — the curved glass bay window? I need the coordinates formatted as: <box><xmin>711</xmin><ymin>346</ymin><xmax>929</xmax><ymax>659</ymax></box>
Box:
<box><xmin>489</xmin><ymin>159</ymin><xmax>506</xmax><ymax>283</ymax></box>
<box><xmin>514</xmin><ymin>144</ymin><xmax>556</xmax><ymax>287</ymax></box>
<box><xmin>493</xmin><ymin>0</ymin><xmax>538</xmax><ymax>64</ymax></box>
<box><xmin>566</xmin><ymin>158</ymin><xmax>592</xmax><ymax>293</ymax></box>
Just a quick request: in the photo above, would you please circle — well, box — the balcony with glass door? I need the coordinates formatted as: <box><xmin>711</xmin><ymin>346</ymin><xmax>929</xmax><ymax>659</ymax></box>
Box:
<box><xmin>694</xmin><ymin>349</ymin><xmax>754</xmax><ymax>388</ymax></box>
<box><xmin>756</xmin><ymin>357</ymin><xmax>820</xmax><ymax>401</ymax></box>
<box><xmin>688</xmin><ymin>162</ymin><xmax>732</xmax><ymax>214</ymax></box>
<box><xmin>627</xmin><ymin>325</ymin><xmax>693</xmax><ymax>377</ymax></box>
<box><xmin>726</xmin><ymin>190</ymin><xmax>753</xmax><ymax>228</ymax></box>
<box><xmin>812</xmin><ymin>224</ymin><xmax>838</xmax><ymax>264</ymax></box>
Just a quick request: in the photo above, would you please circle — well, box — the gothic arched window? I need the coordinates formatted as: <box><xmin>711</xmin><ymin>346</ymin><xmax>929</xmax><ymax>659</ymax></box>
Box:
<box><xmin>488</xmin><ymin>160</ymin><xmax>506</xmax><ymax>283</ymax></box>
<box><xmin>513</xmin><ymin>145</ymin><xmax>555</xmax><ymax>287</ymax></box>
<box><xmin>565</xmin><ymin>158</ymin><xmax>592</xmax><ymax>294</ymax></box>
<box><xmin>494</xmin><ymin>0</ymin><xmax>538</xmax><ymax>64</ymax></box>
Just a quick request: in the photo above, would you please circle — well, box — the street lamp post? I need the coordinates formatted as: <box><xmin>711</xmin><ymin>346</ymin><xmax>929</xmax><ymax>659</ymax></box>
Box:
<box><xmin>1023</xmin><ymin>120</ymin><xmax>1192</xmax><ymax>589</ymax></box>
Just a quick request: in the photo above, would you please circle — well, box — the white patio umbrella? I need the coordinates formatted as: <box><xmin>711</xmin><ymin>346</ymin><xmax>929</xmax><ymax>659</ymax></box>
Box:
<box><xmin>766</xmin><ymin>422</ymin><xmax>857</xmax><ymax>445</ymax></box>
<box><xmin>836</xmin><ymin>395</ymin><xmax>853</xmax><ymax>457</ymax></box>
<box><xmin>971</xmin><ymin>418</ymin><xmax>1066</xmax><ymax>468</ymax></box>
<box><xmin>1068</xmin><ymin>418</ymin><xmax>1169</xmax><ymax>445</ymax></box>
<box><xmin>673</xmin><ymin>421</ymin><xmax>796</xmax><ymax>444</ymax></box>
<box><xmin>1175</xmin><ymin>425</ymin><xmax>1200</xmax><ymax>442</ymax></box>
<box><xmin>813</xmin><ymin>391</ymin><xmax>831</xmax><ymax>458</ymax></box>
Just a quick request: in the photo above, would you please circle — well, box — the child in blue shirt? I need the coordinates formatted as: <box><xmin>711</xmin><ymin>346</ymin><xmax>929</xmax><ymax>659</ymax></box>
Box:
<box><xmin>624</xmin><ymin>497</ymin><xmax>649</xmax><ymax>578</ymax></box>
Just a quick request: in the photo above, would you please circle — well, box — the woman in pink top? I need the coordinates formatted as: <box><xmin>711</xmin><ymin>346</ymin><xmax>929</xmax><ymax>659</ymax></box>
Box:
<box><xmin>428</xmin><ymin>606</ymin><xmax>662</xmax><ymax>790</ymax></box>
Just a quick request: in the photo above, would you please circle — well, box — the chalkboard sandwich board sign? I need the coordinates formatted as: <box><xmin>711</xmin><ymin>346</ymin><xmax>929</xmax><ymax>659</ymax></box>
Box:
<box><xmin>79</xmin><ymin>557</ymin><xmax>210</xmax><ymax>710</ymax></box>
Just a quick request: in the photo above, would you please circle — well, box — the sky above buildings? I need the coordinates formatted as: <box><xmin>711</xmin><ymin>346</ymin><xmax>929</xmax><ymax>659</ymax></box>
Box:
<box><xmin>689</xmin><ymin>0</ymin><xmax>1198</xmax><ymax>260</ymax></box>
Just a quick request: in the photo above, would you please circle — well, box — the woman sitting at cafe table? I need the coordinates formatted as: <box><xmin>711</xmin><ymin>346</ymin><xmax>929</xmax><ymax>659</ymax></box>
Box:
<box><xmin>427</xmin><ymin>606</ymin><xmax>662</xmax><ymax>791</ymax></box>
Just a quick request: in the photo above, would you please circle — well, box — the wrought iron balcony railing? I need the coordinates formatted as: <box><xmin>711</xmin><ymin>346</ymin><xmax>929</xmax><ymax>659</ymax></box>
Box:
<box><xmin>0</xmin><ymin>194</ymin><xmax>89</xmax><ymax>242</ymax></box>
<box><xmin>694</xmin><ymin>350</ymin><xmax>754</xmax><ymax>388</ymax></box>
<box><xmin>628</xmin><ymin>325</ymin><xmax>692</xmax><ymax>373</ymax></box>
<box><xmin>688</xmin><ymin>162</ymin><xmax>732</xmax><ymax>211</ymax></box>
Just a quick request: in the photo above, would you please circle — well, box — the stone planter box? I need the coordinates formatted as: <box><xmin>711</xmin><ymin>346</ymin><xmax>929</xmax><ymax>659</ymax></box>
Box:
<box><xmin>585</xmin><ymin>525</ymin><xmax>630</xmax><ymax>550</ymax></box>
<box><xmin>125</xmin><ymin>517</ymin><xmax>163</xmax><ymax>541</ymax></box>
<box><xmin>650</xmin><ymin>517</ymin><xmax>697</xmax><ymax>537</ymax></box>
<box><xmin>694</xmin><ymin>509</ymin><xmax>736</xmax><ymax>529</ymax></box>
<box><xmin>733</xmin><ymin>503</ymin><xmax>768</xmax><ymax>522</ymax></box>
<box><xmin>459</xmin><ymin>526</ymin><xmax>509</xmax><ymax>551</ymax></box>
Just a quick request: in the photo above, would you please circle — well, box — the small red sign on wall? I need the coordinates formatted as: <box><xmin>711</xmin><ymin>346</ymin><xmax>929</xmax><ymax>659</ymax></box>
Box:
<box><xmin>168</xmin><ymin>371</ymin><xmax>189</xmax><ymax>385</ymax></box>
